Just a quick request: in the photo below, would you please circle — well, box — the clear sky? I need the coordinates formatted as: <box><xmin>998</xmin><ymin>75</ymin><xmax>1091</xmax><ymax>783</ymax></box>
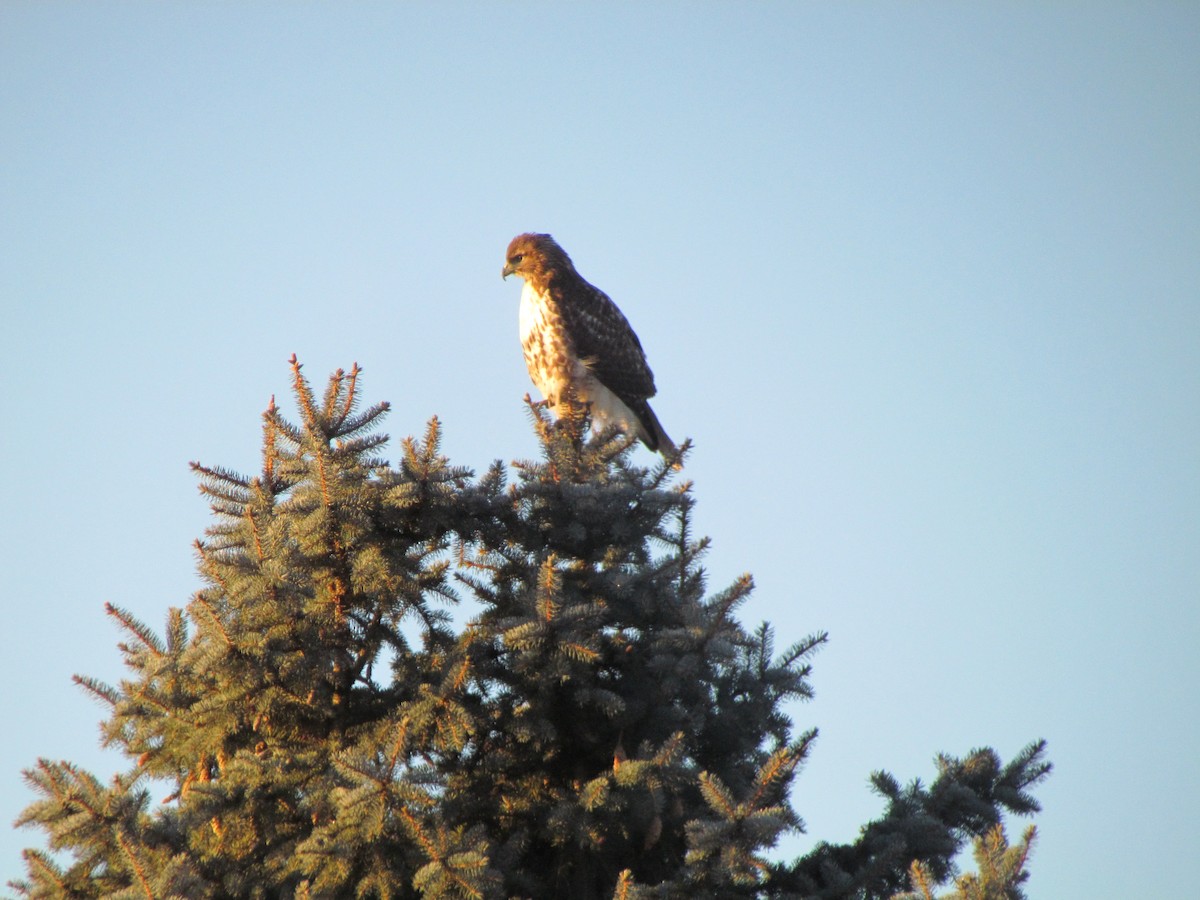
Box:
<box><xmin>1</xmin><ymin>4</ymin><xmax>1196</xmax><ymax>896</ymax></box>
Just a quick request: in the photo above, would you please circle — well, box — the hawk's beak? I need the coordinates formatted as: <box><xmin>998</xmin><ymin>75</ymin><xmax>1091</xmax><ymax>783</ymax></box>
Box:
<box><xmin>501</xmin><ymin>262</ymin><xmax>515</xmax><ymax>280</ymax></box>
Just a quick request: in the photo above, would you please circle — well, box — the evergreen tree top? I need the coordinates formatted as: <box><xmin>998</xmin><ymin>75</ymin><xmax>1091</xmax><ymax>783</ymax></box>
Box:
<box><xmin>10</xmin><ymin>359</ymin><xmax>1049</xmax><ymax>900</ymax></box>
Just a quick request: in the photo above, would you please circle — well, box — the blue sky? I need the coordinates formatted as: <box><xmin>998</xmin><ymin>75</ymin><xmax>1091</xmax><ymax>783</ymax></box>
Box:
<box><xmin>1</xmin><ymin>4</ymin><xmax>1196</xmax><ymax>896</ymax></box>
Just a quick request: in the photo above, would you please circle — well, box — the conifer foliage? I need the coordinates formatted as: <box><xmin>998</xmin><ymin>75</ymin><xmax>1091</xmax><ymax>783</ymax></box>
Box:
<box><xmin>12</xmin><ymin>360</ymin><xmax>1049</xmax><ymax>899</ymax></box>
<box><xmin>892</xmin><ymin>825</ymin><xmax>1038</xmax><ymax>900</ymax></box>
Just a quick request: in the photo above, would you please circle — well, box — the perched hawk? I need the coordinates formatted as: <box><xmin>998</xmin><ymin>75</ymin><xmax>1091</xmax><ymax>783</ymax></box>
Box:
<box><xmin>502</xmin><ymin>233</ymin><xmax>676</xmax><ymax>456</ymax></box>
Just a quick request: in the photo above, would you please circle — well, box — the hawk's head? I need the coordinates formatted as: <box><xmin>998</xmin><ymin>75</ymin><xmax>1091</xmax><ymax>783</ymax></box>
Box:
<box><xmin>502</xmin><ymin>233</ymin><xmax>574</xmax><ymax>287</ymax></box>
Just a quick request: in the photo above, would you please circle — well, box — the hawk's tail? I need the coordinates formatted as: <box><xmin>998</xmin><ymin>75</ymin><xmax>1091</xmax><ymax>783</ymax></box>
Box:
<box><xmin>633</xmin><ymin>400</ymin><xmax>678</xmax><ymax>460</ymax></box>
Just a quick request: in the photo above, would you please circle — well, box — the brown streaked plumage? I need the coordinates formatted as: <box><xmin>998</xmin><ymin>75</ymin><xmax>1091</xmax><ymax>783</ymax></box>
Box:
<box><xmin>502</xmin><ymin>233</ymin><xmax>676</xmax><ymax>456</ymax></box>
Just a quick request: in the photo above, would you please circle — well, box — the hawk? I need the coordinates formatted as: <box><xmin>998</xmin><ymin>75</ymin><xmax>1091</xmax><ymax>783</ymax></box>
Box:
<box><xmin>502</xmin><ymin>233</ymin><xmax>676</xmax><ymax>456</ymax></box>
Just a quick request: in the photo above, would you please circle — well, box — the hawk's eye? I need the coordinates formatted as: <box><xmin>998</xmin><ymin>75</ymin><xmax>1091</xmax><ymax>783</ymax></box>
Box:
<box><xmin>510</xmin><ymin>254</ymin><xmax>523</xmax><ymax>265</ymax></box>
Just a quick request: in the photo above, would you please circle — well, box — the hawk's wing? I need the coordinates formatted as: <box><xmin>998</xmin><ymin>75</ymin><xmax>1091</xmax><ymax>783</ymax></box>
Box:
<box><xmin>553</xmin><ymin>277</ymin><xmax>658</xmax><ymax>402</ymax></box>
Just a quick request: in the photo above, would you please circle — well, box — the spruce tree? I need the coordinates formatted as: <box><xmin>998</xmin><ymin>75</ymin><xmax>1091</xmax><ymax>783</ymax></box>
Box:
<box><xmin>11</xmin><ymin>359</ymin><xmax>1050</xmax><ymax>899</ymax></box>
<box><xmin>892</xmin><ymin>825</ymin><xmax>1038</xmax><ymax>900</ymax></box>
